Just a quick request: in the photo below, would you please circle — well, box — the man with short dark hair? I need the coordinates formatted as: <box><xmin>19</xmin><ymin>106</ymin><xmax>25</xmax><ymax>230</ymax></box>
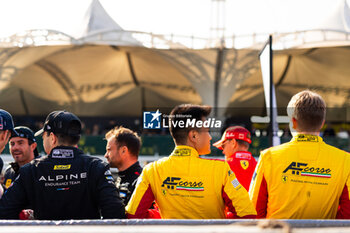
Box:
<box><xmin>3</xmin><ymin>126</ymin><xmax>39</xmax><ymax>190</ymax></box>
<box><xmin>0</xmin><ymin>110</ymin><xmax>125</xmax><ymax>220</ymax></box>
<box><xmin>126</xmin><ymin>104</ymin><xmax>256</xmax><ymax>219</ymax></box>
<box><xmin>213</xmin><ymin>126</ymin><xmax>257</xmax><ymax>191</ymax></box>
<box><xmin>105</xmin><ymin>126</ymin><xmax>142</xmax><ymax>205</ymax></box>
<box><xmin>250</xmin><ymin>90</ymin><xmax>350</xmax><ymax>219</ymax></box>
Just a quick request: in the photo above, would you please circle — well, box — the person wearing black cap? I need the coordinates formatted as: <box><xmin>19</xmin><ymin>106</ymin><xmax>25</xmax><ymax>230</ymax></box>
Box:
<box><xmin>0</xmin><ymin>109</ymin><xmax>17</xmax><ymax>154</ymax></box>
<box><xmin>3</xmin><ymin>126</ymin><xmax>39</xmax><ymax>190</ymax></box>
<box><xmin>0</xmin><ymin>109</ymin><xmax>17</xmax><ymax>199</ymax></box>
<box><xmin>0</xmin><ymin>110</ymin><xmax>125</xmax><ymax>220</ymax></box>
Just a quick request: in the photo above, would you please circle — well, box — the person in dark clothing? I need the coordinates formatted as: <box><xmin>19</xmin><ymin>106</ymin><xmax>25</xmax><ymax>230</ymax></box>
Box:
<box><xmin>0</xmin><ymin>157</ymin><xmax>3</xmax><ymax>173</ymax></box>
<box><xmin>105</xmin><ymin>126</ymin><xmax>142</xmax><ymax>205</ymax></box>
<box><xmin>3</xmin><ymin>126</ymin><xmax>39</xmax><ymax>190</ymax></box>
<box><xmin>0</xmin><ymin>157</ymin><xmax>3</xmax><ymax>198</ymax></box>
<box><xmin>0</xmin><ymin>109</ymin><xmax>17</xmax><ymax>199</ymax></box>
<box><xmin>0</xmin><ymin>110</ymin><xmax>125</xmax><ymax>220</ymax></box>
<box><xmin>0</xmin><ymin>109</ymin><xmax>17</xmax><ymax>154</ymax></box>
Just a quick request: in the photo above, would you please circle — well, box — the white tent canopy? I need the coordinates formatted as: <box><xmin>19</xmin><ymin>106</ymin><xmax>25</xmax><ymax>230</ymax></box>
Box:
<box><xmin>1</xmin><ymin>0</ymin><xmax>350</xmax><ymax>118</ymax></box>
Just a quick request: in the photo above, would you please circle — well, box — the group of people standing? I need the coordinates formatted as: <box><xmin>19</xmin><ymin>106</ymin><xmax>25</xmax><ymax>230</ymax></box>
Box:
<box><xmin>0</xmin><ymin>89</ymin><xmax>349</xmax><ymax>219</ymax></box>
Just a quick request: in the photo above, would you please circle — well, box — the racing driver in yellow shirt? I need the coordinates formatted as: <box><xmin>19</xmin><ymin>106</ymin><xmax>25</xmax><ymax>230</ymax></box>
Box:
<box><xmin>250</xmin><ymin>90</ymin><xmax>350</xmax><ymax>219</ymax></box>
<box><xmin>126</xmin><ymin>104</ymin><xmax>256</xmax><ymax>219</ymax></box>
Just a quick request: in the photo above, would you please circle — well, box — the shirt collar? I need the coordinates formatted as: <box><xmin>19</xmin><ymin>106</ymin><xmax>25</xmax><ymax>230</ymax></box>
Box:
<box><xmin>291</xmin><ymin>133</ymin><xmax>323</xmax><ymax>143</ymax></box>
<box><xmin>171</xmin><ymin>145</ymin><xmax>199</xmax><ymax>157</ymax></box>
<box><xmin>226</xmin><ymin>151</ymin><xmax>251</xmax><ymax>160</ymax></box>
<box><xmin>118</xmin><ymin>161</ymin><xmax>141</xmax><ymax>176</ymax></box>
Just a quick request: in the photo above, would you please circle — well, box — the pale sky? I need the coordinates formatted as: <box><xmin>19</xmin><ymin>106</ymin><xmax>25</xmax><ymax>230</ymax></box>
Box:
<box><xmin>103</xmin><ymin>0</ymin><xmax>345</xmax><ymax>36</ymax></box>
<box><xmin>0</xmin><ymin>0</ymin><xmax>346</xmax><ymax>39</ymax></box>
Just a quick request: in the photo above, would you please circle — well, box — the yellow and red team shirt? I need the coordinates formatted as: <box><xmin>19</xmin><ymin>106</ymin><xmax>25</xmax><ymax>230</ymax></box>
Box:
<box><xmin>126</xmin><ymin>145</ymin><xmax>257</xmax><ymax>219</ymax></box>
<box><xmin>227</xmin><ymin>151</ymin><xmax>257</xmax><ymax>191</ymax></box>
<box><xmin>250</xmin><ymin>134</ymin><xmax>350</xmax><ymax>219</ymax></box>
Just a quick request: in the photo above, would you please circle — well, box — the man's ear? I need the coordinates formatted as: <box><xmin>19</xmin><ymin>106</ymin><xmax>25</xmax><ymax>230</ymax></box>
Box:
<box><xmin>2</xmin><ymin>130</ymin><xmax>11</xmax><ymax>142</ymax></box>
<box><xmin>0</xmin><ymin>130</ymin><xmax>6</xmax><ymax>141</ymax></box>
<box><xmin>118</xmin><ymin>145</ymin><xmax>127</xmax><ymax>155</ymax></box>
<box><xmin>231</xmin><ymin>139</ymin><xmax>237</xmax><ymax>149</ymax></box>
<box><xmin>50</xmin><ymin>132</ymin><xmax>57</xmax><ymax>145</ymax></box>
<box><xmin>292</xmin><ymin>117</ymin><xmax>298</xmax><ymax>130</ymax></box>
<box><xmin>188</xmin><ymin>130</ymin><xmax>198</xmax><ymax>143</ymax></box>
<box><xmin>122</xmin><ymin>145</ymin><xmax>127</xmax><ymax>155</ymax></box>
<box><xmin>30</xmin><ymin>142</ymin><xmax>37</xmax><ymax>152</ymax></box>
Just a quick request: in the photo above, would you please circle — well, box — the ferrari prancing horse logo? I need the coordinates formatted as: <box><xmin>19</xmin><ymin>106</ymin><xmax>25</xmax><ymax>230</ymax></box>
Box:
<box><xmin>240</xmin><ymin>160</ymin><xmax>249</xmax><ymax>170</ymax></box>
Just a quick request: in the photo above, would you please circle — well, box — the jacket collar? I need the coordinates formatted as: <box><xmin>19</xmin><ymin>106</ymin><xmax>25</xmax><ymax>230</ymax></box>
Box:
<box><xmin>228</xmin><ymin>151</ymin><xmax>252</xmax><ymax>160</ymax></box>
<box><xmin>118</xmin><ymin>161</ymin><xmax>141</xmax><ymax>176</ymax></box>
<box><xmin>48</xmin><ymin>146</ymin><xmax>83</xmax><ymax>159</ymax></box>
<box><xmin>291</xmin><ymin>133</ymin><xmax>323</xmax><ymax>143</ymax></box>
<box><xmin>171</xmin><ymin>145</ymin><xmax>199</xmax><ymax>157</ymax></box>
<box><xmin>9</xmin><ymin>162</ymin><xmax>20</xmax><ymax>174</ymax></box>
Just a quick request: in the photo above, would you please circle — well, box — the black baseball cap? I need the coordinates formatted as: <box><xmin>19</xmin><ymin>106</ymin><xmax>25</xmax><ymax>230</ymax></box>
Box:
<box><xmin>0</xmin><ymin>109</ymin><xmax>18</xmax><ymax>137</ymax></box>
<box><xmin>11</xmin><ymin>126</ymin><xmax>39</xmax><ymax>157</ymax></box>
<box><xmin>11</xmin><ymin>126</ymin><xmax>36</xmax><ymax>142</ymax></box>
<box><xmin>34</xmin><ymin>110</ymin><xmax>81</xmax><ymax>137</ymax></box>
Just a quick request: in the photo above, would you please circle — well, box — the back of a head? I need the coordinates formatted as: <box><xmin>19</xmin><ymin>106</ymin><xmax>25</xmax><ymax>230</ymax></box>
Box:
<box><xmin>0</xmin><ymin>109</ymin><xmax>17</xmax><ymax>137</ymax></box>
<box><xmin>213</xmin><ymin>125</ymin><xmax>251</xmax><ymax>150</ymax></box>
<box><xmin>56</xmin><ymin>120</ymin><xmax>81</xmax><ymax>146</ymax></box>
<box><xmin>227</xmin><ymin>126</ymin><xmax>251</xmax><ymax>149</ymax></box>
<box><xmin>35</xmin><ymin>110</ymin><xmax>82</xmax><ymax>146</ymax></box>
<box><xmin>287</xmin><ymin>90</ymin><xmax>326</xmax><ymax>133</ymax></box>
<box><xmin>169</xmin><ymin>104</ymin><xmax>211</xmax><ymax>145</ymax></box>
<box><xmin>105</xmin><ymin>126</ymin><xmax>141</xmax><ymax>157</ymax></box>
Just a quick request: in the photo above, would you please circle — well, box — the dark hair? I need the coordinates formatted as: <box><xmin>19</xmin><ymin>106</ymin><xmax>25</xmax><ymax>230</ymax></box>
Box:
<box><xmin>105</xmin><ymin>126</ymin><xmax>141</xmax><ymax>157</ymax></box>
<box><xmin>56</xmin><ymin>134</ymin><xmax>80</xmax><ymax>146</ymax></box>
<box><xmin>26</xmin><ymin>138</ymin><xmax>40</xmax><ymax>158</ymax></box>
<box><xmin>169</xmin><ymin>104</ymin><xmax>211</xmax><ymax>145</ymax></box>
<box><xmin>236</xmin><ymin>139</ymin><xmax>250</xmax><ymax>149</ymax></box>
<box><xmin>54</xmin><ymin>120</ymin><xmax>81</xmax><ymax>146</ymax></box>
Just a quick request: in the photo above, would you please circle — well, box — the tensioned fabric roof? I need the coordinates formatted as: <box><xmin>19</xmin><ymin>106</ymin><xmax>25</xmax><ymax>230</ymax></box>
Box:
<box><xmin>1</xmin><ymin>0</ymin><xmax>350</xmax><ymax>119</ymax></box>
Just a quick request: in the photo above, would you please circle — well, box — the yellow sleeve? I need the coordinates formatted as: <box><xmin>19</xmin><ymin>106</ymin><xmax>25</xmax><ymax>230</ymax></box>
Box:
<box><xmin>222</xmin><ymin>162</ymin><xmax>257</xmax><ymax>218</ymax></box>
<box><xmin>249</xmin><ymin>150</ymin><xmax>268</xmax><ymax>218</ymax></box>
<box><xmin>126</xmin><ymin>164</ymin><xmax>155</xmax><ymax>218</ymax></box>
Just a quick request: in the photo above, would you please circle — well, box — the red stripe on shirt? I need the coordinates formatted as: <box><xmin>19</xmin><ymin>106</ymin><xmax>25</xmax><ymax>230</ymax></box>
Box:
<box><xmin>222</xmin><ymin>187</ymin><xmax>256</xmax><ymax>219</ymax></box>
<box><xmin>256</xmin><ymin>175</ymin><xmax>268</xmax><ymax>218</ymax></box>
<box><xmin>127</xmin><ymin>185</ymin><xmax>155</xmax><ymax>219</ymax></box>
<box><xmin>222</xmin><ymin>187</ymin><xmax>238</xmax><ymax>218</ymax></box>
<box><xmin>337</xmin><ymin>184</ymin><xmax>350</xmax><ymax>219</ymax></box>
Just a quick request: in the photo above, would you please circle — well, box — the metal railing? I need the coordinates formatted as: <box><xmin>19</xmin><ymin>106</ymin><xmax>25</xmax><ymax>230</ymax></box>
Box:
<box><xmin>1</xmin><ymin>29</ymin><xmax>350</xmax><ymax>50</ymax></box>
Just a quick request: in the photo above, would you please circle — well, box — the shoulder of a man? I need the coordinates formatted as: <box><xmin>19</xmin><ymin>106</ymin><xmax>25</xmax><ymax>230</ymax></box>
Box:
<box><xmin>4</xmin><ymin>165</ymin><xmax>14</xmax><ymax>176</ymax></box>
<box><xmin>80</xmin><ymin>154</ymin><xmax>110</xmax><ymax>174</ymax></box>
<box><xmin>141</xmin><ymin>161</ymin><xmax>155</xmax><ymax>175</ymax></box>
<box><xmin>3</xmin><ymin>165</ymin><xmax>17</xmax><ymax>189</ymax></box>
<box><xmin>90</xmin><ymin>156</ymin><xmax>108</xmax><ymax>167</ymax></box>
<box><xmin>18</xmin><ymin>161</ymin><xmax>35</xmax><ymax>173</ymax></box>
<box><xmin>197</xmin><ymin>156</ymin><xmax>226</xmax><ymax>168</ymax></box>
<box><xmin>260</xmin><ymin>141</ymin><xmax>294</xmax><ymax>160</ymax></box>
<box><xmin>323</xmin><ymin>141</ymin><xmax>348</xmax><ymax>153</ymax></box>
<box><xmin>323</xmin><ymin>142</ymin><xmax>350</xmax><ymax>163</ymax></box>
